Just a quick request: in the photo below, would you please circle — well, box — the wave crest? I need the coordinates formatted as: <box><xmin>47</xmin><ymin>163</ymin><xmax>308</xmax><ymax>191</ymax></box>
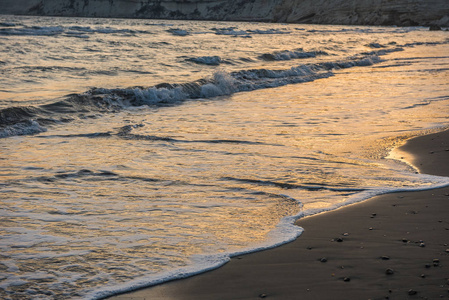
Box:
<box><xmin>260</xmin><ymin>49</ymin><xmax>328</xmax><ymax>61</ymax></box>
<box><xmin>1</xmin><ymin>53</ymin><xmax>384</xmax><ymax>138</ymax></box>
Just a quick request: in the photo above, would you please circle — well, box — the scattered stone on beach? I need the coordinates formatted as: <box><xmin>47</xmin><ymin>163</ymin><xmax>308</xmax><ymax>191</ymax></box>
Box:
<box><xmin>381</xmin><ymin>256</ymin><xmax>390</xmax><ymax>260</ymax></box>
<box><xmin>342</xmin><ymin>232</ymin><xmax>349</xmax><ymax>236</ymax></box>
<box><xmin>433</xmin><ymin>259</ymin><xmax>440</xmax><ymax>266</ymax></box>
<box><xmin>343</xmin><ymin>277</ymin><xmax>351</xmax><ymax>282</ymax></box>
<box><xmin>419</xmin><ymin>242</ymin><xmax>426</xmax><ymax>247</ymax></box>
<box><xmin>259</xmin><ymin>293</ymin><xmax>267</xmax><ymax>298</ymax></box>
<box><xmin>336</xmin><ymin>237</ymin><xmax>344</xmax><ymax>242</ymax></box>
<box><xmin>408</xmin><ymin>289</ymin><xmax>418</xmax><ymax>295</ymax></box>
<box><xmin>420</xmin><ymin>274</ymin><xmax>426</xmax><ymax>278</ymax></box>
<box><xmin>369</xmin><ymin>227</ymin><xmax>373</xmax><ymax>230</ymax></box>
<box><xmin>320</xmin><ymin>257</ymin><xmax>328</xmax><ymax>263</ymax></box>
<box><xmin>402</xmin><ymin>238</ymin><xmax>409</xmax><ymax>243</ymax></box>
<box><xmin>445</xmin><ymin>249</ymin><xmax>449</xmax><ymax>253</ymax></box>
<box><xmin>370</xmin><ymin>213</ymin><xmax>377</xmax><ymax>218</ymax></box>
<box><xmin>385</xmin><ymin>268</ymin><xmax>395</xmax><ymax>275</ymax></box>
<box><xmin>306</xmin><ymin>246</ymin><xmax>312</xmax><ymax>250</ymax></box>
<box><xmin>425</xmin><ymin>264</ymin><xmax>432</xmax><ymax>268</ymax></box>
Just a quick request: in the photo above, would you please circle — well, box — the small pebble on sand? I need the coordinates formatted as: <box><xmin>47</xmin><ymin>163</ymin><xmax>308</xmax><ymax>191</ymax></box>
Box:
<box><xmin>385</xmin><ymin>268</ymin><xmax>394</xmax><ymax>275</ymax></box>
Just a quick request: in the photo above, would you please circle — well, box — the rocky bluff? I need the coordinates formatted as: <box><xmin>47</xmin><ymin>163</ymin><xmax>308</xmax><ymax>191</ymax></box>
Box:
<box><xmin>2</xmin><ymin>0</ymin><xmax>449</xmax><ymax>26</ymax></box>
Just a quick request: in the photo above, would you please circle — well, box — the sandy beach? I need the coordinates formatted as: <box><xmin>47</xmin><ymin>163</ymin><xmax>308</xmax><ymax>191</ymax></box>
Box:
<box><xmin>108</xmin><ymin>129</ymin><xmax>449</xmax><ymax>300</ymax></box>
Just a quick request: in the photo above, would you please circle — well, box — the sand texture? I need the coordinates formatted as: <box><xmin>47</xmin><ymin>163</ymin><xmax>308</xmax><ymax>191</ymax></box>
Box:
<box><xmin>108</xmin><ymin>130</ymin><xmax>449</xmax><ymax>300</ymax></box>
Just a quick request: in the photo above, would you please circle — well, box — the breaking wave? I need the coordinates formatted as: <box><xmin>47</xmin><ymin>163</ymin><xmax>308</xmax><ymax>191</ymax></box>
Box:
<box><xmin>0</xmin><ymin>53</ymin><xmax>385</xmax><ymax>138</ymax></box>
<box><xmin>167</xmin><ymin>28</ymin><xmax>190</xmax><ymax>36</ymax></box>
<box><xmin>212</xmin><ymin>27</ymin><xmax>290</xmax><ymax>36</ymax></box>
<box><xmin>186</xmin><ymin>56</ymin><xmax>223</xmax><ymax>65</ymax></box>
<box><xmin>0</xmin><ymin>120</ymin><xmax>47</xmax><ymax>138</ymax></box>
<box><xmin>259</xmin><ymin>49</ymin><xmax>328</xmax><ymax>61</ymax></box>
<box><xmin>0</xmin><ymin>24</ymin><xmax>151</xmax><ymax>37</ymax></box>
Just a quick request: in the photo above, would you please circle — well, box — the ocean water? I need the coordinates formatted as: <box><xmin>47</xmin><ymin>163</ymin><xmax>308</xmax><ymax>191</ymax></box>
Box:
<box><xmin>1</xmin><ymin>15</ymin><xmax>449</xmax><ymax>299</ymax></box>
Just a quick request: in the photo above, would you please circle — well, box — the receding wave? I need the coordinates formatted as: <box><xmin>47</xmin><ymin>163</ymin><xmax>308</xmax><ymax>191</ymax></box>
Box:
<box><xmin>223</xmin><ymin>177</ymin><xmax>365</xmax><ymax>192</ymax></box>
<box><xmin>42</xmin><ymin>124</ymin><xmax>269</xmax><ymax>145</ymax></box>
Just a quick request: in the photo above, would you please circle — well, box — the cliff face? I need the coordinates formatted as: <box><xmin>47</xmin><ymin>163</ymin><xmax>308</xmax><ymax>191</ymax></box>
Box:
<box><xmin>1</xmin><ymin>0</ymin><xmax>448</xmax><ymax>26</ymax></box>
<box><xmin>272</xmin><ymin>0</ymin><xmax>449</xmax><ymax>26</ymax></box>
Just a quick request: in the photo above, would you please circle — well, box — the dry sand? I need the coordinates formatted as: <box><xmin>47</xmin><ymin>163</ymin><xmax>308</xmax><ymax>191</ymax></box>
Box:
<box><xmin>108</xmin><ymin>130</ymin><xmax>449</xmax><ymax>300</ymax></box>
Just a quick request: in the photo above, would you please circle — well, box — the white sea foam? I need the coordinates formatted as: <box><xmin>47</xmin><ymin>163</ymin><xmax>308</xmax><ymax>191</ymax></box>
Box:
<box><xmin>301</xmin><ymin>173</ymin><xmax>449</xmax><ymax>218</ymax></box>
<box><xmin>85</xmin><ymin>204</ymin><xmax>305</xmax><ymax>300</ymax></box>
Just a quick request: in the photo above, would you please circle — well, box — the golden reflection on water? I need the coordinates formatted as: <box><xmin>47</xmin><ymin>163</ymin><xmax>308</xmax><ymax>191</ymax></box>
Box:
<box><xmin>1</xmin><ymin>39</ymin><xmax>449</xmax><ymax>299</ymax></box>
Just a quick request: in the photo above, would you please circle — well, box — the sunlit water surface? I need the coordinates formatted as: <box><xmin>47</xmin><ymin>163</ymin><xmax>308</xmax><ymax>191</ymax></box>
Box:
<box><xmin>1</xmin><ymin>15</ymin><xmax>449</xmax><ymax>299</ymax></box>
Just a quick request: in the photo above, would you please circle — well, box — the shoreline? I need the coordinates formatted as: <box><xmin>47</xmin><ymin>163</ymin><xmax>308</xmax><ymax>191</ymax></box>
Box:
<box><xmin>107</xmin><ymin>129</ymin><xmax>449</xmax><ymax>300</ymax></box>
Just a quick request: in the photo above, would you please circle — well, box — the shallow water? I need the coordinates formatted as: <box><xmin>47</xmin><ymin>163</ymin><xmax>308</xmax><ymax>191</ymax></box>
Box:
<box><xmin>1</xmin><ymin>15</ymin><xmax>449</xmax><ymax>299</ymax></box>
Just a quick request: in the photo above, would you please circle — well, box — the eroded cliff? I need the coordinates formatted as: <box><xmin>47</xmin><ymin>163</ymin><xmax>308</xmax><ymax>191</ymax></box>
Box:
<box><xmin>1</xmin><ymin>0</ymin><xmax>448</xmax><ymax>26</ymax></box>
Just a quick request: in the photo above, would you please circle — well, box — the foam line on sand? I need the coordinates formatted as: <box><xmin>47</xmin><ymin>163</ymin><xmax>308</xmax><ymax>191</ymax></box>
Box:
<box><xmin>108</xmin><ymin>129</ymin><xmax>449</xmax><ymax>300</ymax></box>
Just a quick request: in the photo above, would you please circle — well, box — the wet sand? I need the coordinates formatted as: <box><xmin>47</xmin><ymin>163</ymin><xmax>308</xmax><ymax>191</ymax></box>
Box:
<box><xmin>108</xmin><ymin>130</ymin><xmax>449</xmax><ymax>300</ymax></box>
